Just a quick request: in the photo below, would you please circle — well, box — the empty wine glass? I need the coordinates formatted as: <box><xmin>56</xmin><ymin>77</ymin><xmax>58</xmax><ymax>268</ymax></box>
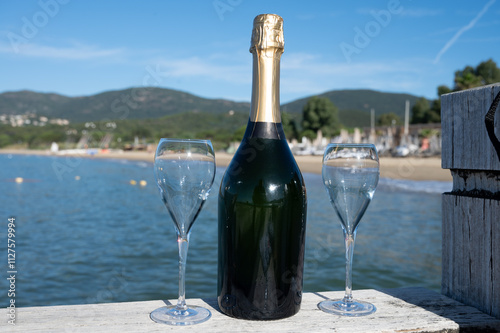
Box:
<box><xmin>150</xmin><ymin>138</ymin><xmax>216</xmax><ymax>325</ymax></box>
<box><xmin>319</xmin><ymin>143</ymin><xmax>379</xmax><ymax>316</ymax></box>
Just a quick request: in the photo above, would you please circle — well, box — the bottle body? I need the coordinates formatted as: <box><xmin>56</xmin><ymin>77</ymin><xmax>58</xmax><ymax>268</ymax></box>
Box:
<box><xmin>217</xmin><ymin>14</ymin><xmax>307</xmax><ymax>320</ymax></box>
<box><xmin>217</xmin><ymin>121</ymin><xmax>307</xmax><ymax>320</ymax></box>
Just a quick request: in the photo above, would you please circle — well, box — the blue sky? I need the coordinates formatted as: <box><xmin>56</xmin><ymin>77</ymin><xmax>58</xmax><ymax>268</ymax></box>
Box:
<box><xmin>1</xmin><ymin>0</ymin><xmax>499</xmax><ymax>103</ymax></box>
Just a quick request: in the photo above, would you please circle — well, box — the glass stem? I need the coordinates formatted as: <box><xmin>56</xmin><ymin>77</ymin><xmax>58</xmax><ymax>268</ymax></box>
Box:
<box><xmin>343</xmin><ymin>229</ymin><xmax>357</xmax><ymax>303</ymax></box>
<box><xmin>176</xmin><ymin>233</ymin><xmax>189</xmax><ymax>312</ymax></box>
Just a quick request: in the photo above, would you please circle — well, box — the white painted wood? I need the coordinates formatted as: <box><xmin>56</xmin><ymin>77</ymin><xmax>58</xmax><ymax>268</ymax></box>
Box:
<box><xmin>441</xmin><ymin>83</ymin><xmax>500</xmax><ymax>171</ymax></box>
<box><xmin>4</xmin><ymin>288</ymin><xmax>500</xmax><ymax>332</ymax></box>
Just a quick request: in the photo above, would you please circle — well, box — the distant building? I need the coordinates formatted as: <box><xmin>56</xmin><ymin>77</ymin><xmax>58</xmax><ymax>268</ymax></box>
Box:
<box><xmin>0</xmin><ymin>113</ymin><xmax>70</xmax><ymax>127</ymax></box>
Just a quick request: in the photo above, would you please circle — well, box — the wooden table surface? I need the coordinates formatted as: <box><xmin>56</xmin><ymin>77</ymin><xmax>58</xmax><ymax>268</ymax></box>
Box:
<box><xmin>4</xmin><ymin>287</ymin><xmax>500</xmax><ymax>332</ymax></box>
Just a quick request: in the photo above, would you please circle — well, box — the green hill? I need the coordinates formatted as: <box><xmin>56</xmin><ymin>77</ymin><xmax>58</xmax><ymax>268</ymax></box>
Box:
<box><xmin>0</xmin><ymin>90</ymin><xmax>71</xmax><ymax>116</ymax></box>
<box><xmin>0</xmin><ymin>88</ymin><xmax>251</xmax><ymax>122</ymax></box>
<box><xmin>0</xmin><ymin>87</ymin><xmax>425</xmax><ymax>149</ymax></box>
<box><xmin>0</xmin><ymin>88</ymin><xmax>422</xmax><ymax>128</ymax></box>
<box><xmin>282</xmin><ymin>89</ymin><xmax>421</xmax><ymax>127</ymax></box>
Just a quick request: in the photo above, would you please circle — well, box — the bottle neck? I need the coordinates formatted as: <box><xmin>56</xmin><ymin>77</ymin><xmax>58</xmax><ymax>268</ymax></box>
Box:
<box><xmin>249</xmin><ymin>47</ymin><xmax>282</xmax><ymax>124</ymax></box>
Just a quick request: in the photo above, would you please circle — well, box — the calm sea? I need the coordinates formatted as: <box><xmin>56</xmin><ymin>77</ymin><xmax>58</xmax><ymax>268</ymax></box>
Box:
<box><xmin>0</xmin><ymin>154</ymin><xmax>450</xmax><ymax>307</ymax></box>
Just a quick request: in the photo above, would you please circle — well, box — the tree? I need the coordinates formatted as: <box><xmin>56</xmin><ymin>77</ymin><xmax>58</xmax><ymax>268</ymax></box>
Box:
<box><xmin>133</xmin><ymin>125</ymin><xmax>151</xmax><ymax>138</ymax></box>
<box><xmin>39</xmin><ymin>129</ymin><xmax>65</xmax><ymax>143</ymax></box>
<box><xmin>377</xmin><ymin>112</ymin><xmax>401</xmax><ymax>126</ymax></box>
<box><xmin>411</xmin><ymin>97</ymin><xmax>440</xmax><ymax>124</ymax></box>
<box><xmin>415</xmin><ymin>60</ymin><xmax>499</xmax><ymax>125</ymax></box>
<box><xmin>429</xmin><ymin>85</ymin><xmax>452</xmax><ymax>118</ymax></box>
<box><xmin>437</xmin><ymin>85</ymin><xmax>452</xmax><ymax>96</ymax></box>
<box><xmin>454</xmin><ymin>59</ymin><xmax>500</xmax><ymax>91</ymax></box>
<box><xmin>454</xmin><ymin>66</ymin><xmax>483</xmax><ymax>90</ymax></box>
<box><xmin>411</xmin><ymin>97</ymin><xmax>430</xmax><ymax>124</ymax></box>
<box><xmin>0</xmin><ymin>133</ymin><xmax>11</xmax><ymax>148</ymax></box>
<box><xmin>411</xmin><ymin>84</ymin><xmax>453</xmax><ymax>124</ymax></box>
<box><xmin>301</xmin><ymin>129</ymin><xmax>317</xmax><ymax>141</ymax></box>
<box><xmin>232</xmin><ymin>125</ymin><xmax>246</xmax><ymax>142</ymax></box>
<box><xmin>281</xmin><ymin>111</ymin><xmax>299</xmax><ymax>140</ymax></box>
<box><xmin>301</xmin><ymin>96</ymin><xmax>340</xmax><ymax>137</ymax></box>
<box><xmin>475</xmin><ymin>59</ymin><xmax>500</xmax><ymax>85</ymax></box>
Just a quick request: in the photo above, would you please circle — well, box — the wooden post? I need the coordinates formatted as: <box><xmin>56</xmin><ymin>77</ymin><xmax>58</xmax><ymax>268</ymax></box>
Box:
<box><xmin>441</xmin><ymin>83</ymin><xmax>500</xmax><ymax>319</ymax></box>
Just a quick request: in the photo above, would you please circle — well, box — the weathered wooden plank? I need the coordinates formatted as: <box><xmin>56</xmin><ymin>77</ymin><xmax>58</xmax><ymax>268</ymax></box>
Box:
<box><xmin>452</xmin><ymin>170</ymin><xmax>500</xmax><ymax>194</ymax></box>
<box><xmin>442</xmin><ymin>194</ymin><xmax>500</xmax><ymax>319</ymax></box>
<box><xmin>494</xmin><ymin>204</ymin><xmax>500</xmax><ymax>320</ymax></box>
<box><xmin>441</xmin><ymin>83</ymin><xmax>500</xmax><ymax>171</ymax></box>
<box><xmin>441</xmin><ymin>88</ymin><xmax>452</xmax><ymax>168</ymax></box>
<box><xmin>4</xmin><ymin>288</ymin><xmax>500</xmax><ymax>332</ymax></box>
<box><xmin>442</xmin><ymin>84</ymin><xmax>500</xmax><ymax>320</ymax></box>
<box><xmin>441</xmin><ymin>194</ymin><xmax>453</xmax><ymax>302</ymax></box>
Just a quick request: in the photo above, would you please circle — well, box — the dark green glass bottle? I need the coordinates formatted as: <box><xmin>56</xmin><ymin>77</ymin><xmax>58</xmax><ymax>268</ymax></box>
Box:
<box><xmin>217</xmin><ymin>14</ymin><xmax>307</xmax><ymax>320</ymax></box>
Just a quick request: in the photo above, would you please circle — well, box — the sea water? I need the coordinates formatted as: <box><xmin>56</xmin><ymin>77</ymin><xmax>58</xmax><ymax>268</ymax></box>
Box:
<box><xmin>0</xmin><ymin>154</ymin><xmax>449</xmax><ymax>307</ymax></box>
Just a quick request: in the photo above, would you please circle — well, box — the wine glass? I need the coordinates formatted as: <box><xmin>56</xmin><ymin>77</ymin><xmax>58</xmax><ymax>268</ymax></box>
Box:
<box><xmin>318</xmin><ymin>143</ymin><xmax>379</xmax><ymax>316</ymax></box>
<box><xmin>150</xmin><ymin>138</ymin><xmax>216</xmax><ymax>325</ymax></box>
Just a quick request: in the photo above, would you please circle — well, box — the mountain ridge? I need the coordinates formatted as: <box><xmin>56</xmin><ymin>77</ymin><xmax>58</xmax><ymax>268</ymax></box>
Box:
<box><xmin>0</xmin><ymin>87</ymin><xmax>422</xmax><ymax>126</ymax></box>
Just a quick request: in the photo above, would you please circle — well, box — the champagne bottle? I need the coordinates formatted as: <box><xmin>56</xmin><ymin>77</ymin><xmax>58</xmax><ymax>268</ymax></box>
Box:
<box><xmin>217</xmin><ymin>14</ymin><xmax>307</xmax><ymax>320</ymax></box>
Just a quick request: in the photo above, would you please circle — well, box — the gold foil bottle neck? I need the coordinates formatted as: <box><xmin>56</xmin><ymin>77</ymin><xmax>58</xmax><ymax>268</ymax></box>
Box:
<box><xmin>250</xmin><ymin>14</ymin><xmax>284</xmax><ymax>53</ymax></box>
<box><xmin>249</xmin><ymin>14</ymin><xmax>283</xmax><ymax>124</ymax></box>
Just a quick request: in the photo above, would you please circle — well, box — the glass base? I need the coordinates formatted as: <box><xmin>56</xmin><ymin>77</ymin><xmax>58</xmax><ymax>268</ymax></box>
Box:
<box><xmin>318</xmin><ymin>299</ymin><xmax>376</xmax><ymax>317</ymax></box>
<box><xmin>150</xmin><ymin>305</ymin><xmax>211</xmax><ymax>326</ymax></box>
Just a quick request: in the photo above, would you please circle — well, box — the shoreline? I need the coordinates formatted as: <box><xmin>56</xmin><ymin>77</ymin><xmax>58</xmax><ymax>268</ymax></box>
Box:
<box><xmin>0</xmin><ymin>149</ymin><xmax>452</xmax><ymax>182</ymax></box>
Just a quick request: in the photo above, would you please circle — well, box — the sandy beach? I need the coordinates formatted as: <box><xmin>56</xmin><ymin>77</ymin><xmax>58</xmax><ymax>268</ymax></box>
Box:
<box><xmin>1</xmin><ymin>148</ymin><xmax>452</xmax><ymax>182</ymax></box>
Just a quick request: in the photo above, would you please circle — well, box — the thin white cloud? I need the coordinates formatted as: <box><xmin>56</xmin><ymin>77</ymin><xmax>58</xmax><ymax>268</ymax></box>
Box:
<box><xmin>154</xmin><ymin>55</ymin><xmax>250</xmax><ymax>84</ymax></box>
<box><xmin>146</xmin><ymin>51</ymin><xmax>424</xmax><ymax>101</ymax></box>
<box><xmin>429</xmin><ymin>20</ymin><xmax>499</xmax><ymax>37</ymax></box>
<box><xmin>296</xmin><ymin>14</ymin><xmax>315</xmax><ymax>21</ymax></box>
<box><xmin>282</xmin><ymin>52</ymin><xmax>420</xmax><ymax>77</ymax></box>
<box><xmin>329</xmin><ymin>11</ymin><xmax>346</xmax><ymax>17</ymax></box>
<box><xmin>433</xmin><ymin>0</ymin><xmax>496</xmax><ymax>64</ymax></box>
<box><xmin>281</xmin><ymin>53</ymin><xmax>319</xmax><ymax>69</ymax></box>
<box><xmin>429</xmin><ymin>26</ymin><xmax>464</xmax><ymax>36</ymax></box>
<box><xmin>0</xmin><ymin>41</ymin><xmax>124</xmax><ymax>60</ymax></box>
<box><xmin>154</xmin><ymin>51</ymin><xmax>417</xmax><ymax>88</ymax></box>
<box><xmin>357</xmin><ymin>7</ymin><xmax>440</xmax><ymax>17</ymax></box>
<box><xmin>296</xmin><ymin>11</ymin><xmax>345</xmax><ymax>20</ymax></box>
<box><xmin>280</xmin><ymin>52</ymin><xmax>424</xmax><ymax>99</ymax></box>
<box><xmin>399</xmin><ymin>9</ymin><xmax>441</xmax><ymax>17</ymax></box>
